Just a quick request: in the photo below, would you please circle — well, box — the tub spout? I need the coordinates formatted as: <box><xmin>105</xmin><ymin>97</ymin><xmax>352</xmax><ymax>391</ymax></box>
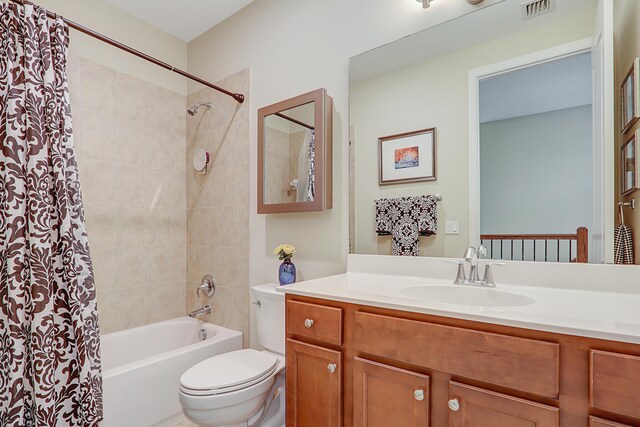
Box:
<box><xmin>189</xmin><ymin>304</ymin><xmax>212</xmax><ymax>318</ymax></box>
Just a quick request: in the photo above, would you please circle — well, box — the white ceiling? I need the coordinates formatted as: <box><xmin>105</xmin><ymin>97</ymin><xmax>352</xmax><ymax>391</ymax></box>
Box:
<box><xmin>103</xmin><ymin>0</ymin><xmax>255</xmax><ymax>42</ymax></box>
<box><xmin>479</xmin><ymin>51</ymin><xmax>593</xmax><ymax>123</ymax></box>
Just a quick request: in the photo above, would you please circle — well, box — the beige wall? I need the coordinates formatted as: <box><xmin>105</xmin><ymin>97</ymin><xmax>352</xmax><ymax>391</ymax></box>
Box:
<box><xmin>186</xmin><ymin>69</ymin><xmax>251</xmax><ymax>347</ymax></box>
<box><xmin>350</xmin><ymin>11</ymin><xmax>595</xmax><ymax>257</ymax></box>
<box><xmin>614</xmin><ymin>0</ymin><xmax>640</xmax><ymax>263</ymax></box>
<box><xmin>67</xmin><ymin>57</ymin><xmax>187</xmax><ymax>333</ymax></box>
<box><xmin>36</xmin><ymin>0</ymin><xmax>187</xmax><ymax>94</ymax></box>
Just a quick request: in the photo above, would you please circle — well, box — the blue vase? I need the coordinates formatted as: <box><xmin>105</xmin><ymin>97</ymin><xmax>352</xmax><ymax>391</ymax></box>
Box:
<box><xmin>278</xmin><ymin>259</ymin><xmax>296</xmax><ymax>285</ymax></box>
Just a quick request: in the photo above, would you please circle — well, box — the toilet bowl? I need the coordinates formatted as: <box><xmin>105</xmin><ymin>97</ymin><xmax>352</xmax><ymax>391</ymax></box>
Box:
<box><xmin>179</xmin><ymin>283</ymin><xmax>285</xmax><ymax>427</ymax></box>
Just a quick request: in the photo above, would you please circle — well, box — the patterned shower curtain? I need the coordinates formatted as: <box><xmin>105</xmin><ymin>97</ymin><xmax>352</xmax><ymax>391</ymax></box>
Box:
<box><xmin>0</xmin><ymin>2</ymin><xmax>102</xmax><ymax>426</ymax></box>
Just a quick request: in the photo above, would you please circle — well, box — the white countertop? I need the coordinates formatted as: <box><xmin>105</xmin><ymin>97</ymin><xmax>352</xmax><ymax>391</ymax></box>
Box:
<box><xmin>277</xmin><ymin>255</ymin><xmax>640</xmax><ymax>344</ymax></box>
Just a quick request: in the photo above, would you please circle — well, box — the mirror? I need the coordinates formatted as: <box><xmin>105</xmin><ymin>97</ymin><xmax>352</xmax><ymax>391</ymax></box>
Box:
<box><xmin>350</xmin><ymin>0</ymin><xmax>638</xmax><ymax>264</ymax></box>
<box><xmin>258</xmin><ymin>88</ymin><xmax>333</xmax><ymax>213</ymax></box>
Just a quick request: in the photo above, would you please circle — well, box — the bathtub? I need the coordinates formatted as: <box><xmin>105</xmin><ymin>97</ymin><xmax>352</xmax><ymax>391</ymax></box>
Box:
<box><xmin>99</xmin><ymin>317</ymin><xmax>242</xmax><ymax>427</ymax></box>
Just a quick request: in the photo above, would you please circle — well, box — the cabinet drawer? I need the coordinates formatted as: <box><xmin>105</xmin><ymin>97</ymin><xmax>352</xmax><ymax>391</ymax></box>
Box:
<box><xmin>286</xmin><ymin>300</ymin><xmax>342</xmax><ymax>346</ymax></box>
<box><xmin>448</xmin><ymin>381</ymin><xmax>559</xmax><ymax>427</ymax></box>
<box><xmin>353</xmin><ymin>357</ymin><xmax>430</xmax><ymax>427</ymax></box>
<box><xmin>354</xmin><ymin>311</ymin><xmax>559</xmax><ymax>398</ymax></box>
<box><xmin>590</xmin><ymin>350</ymin><xmax>640</xmax><ymax>420</ymax></box>
<box><xmin>589</xmin><ymin>417</ymin><xmax>635</xmax><ymax>427</ymax></box>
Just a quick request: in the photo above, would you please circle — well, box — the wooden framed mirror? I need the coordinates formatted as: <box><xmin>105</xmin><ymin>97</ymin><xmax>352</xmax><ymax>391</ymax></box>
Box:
<box><xmin>258</xmin><ymin>88</ymin><xmax>333</xmax><ymax>214</ymax></box>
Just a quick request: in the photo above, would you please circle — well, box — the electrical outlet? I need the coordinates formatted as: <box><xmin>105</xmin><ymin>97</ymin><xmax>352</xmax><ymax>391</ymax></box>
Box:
<box><xmin>445</xmin><ymin>221</ymin><xmax>459</xmax><ymax>235</ymax></box>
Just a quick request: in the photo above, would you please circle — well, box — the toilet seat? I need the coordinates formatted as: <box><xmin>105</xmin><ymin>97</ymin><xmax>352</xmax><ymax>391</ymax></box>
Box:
<box><xmin>180</xmin><ymin>349</ymin><xmax>280</xmax><ymax>396</ymax></box>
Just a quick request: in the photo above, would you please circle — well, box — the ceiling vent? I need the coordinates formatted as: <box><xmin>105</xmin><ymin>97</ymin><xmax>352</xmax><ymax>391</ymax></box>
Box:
<box><xmin>521</xmin><ymin>0</ymin><xmax>555</xmax><ymax>20</ymax></box>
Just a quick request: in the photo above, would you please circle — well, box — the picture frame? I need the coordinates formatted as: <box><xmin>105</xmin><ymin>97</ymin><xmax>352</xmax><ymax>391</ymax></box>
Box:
<box><xmin>378</xmin><ymin>128</ymin><xmax>436</xmax><ymax>185</ymax></box>
<box><xmin>621</xmin><ymin>129</ymin><xmax>640</xmax><ymax>195</ymax></box>
<box><xmin>621</xmin><ymin>57</ymin><xmax>640</xmax><ymax>134</ymax></box>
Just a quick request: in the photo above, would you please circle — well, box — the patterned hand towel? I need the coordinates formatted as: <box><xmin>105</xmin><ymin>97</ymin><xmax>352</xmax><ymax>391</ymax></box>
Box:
<box><xmin>375</xmin><ymin>195</ymin><xmax>437</xmax><ymax>256</ymax></box>
<box><xmin>614</xmin><ymin>224</ymin><xmax>634</xmax><ymax>264</ymax></box>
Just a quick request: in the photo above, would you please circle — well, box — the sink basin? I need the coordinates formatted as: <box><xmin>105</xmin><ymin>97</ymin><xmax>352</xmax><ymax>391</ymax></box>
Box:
<box><xmin>399</xmin><ymin>285</ymin><xmax>535</xmax><ymax>307</ymax></box>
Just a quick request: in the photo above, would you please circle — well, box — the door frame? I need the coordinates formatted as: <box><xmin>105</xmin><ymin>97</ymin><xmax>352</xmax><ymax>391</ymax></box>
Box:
<box><xmin>467</xmin><ymin>38</ymin><xmax>606</xmax><ymax>262</ymax></box>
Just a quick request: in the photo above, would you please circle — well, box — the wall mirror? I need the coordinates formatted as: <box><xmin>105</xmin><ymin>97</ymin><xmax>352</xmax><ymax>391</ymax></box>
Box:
<box><xmin>258</xmin><ymin>88</ymin><xmax>333</xmax><ymax>214</ymax></box>
<box><xmin>349</xmin><ymin>0</ymin><xmax>639</xmax><ymax>265</ymax></box>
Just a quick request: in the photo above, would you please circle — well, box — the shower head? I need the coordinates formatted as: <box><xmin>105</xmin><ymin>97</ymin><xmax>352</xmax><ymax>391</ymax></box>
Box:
<box><xmin>187</xmin><ymin>102</ymin><xmax>212</xmax><ymax>116</ymax></box>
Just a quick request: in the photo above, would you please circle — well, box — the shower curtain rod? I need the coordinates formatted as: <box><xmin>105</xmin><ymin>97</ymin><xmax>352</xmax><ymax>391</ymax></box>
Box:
<box><xmin>7</xmin><ymin>0</ymin><xmax>245</xmax><ymax>104</ymax></box>
<box><xmin>275</xmin><ymin>112</ymin><xmax>314</xmax><ymax>130</ymax></box>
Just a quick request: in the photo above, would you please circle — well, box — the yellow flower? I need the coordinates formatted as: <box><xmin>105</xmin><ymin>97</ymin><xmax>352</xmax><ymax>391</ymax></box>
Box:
<box><xmin>282</xmin><ymin>244</ymin><xmax>296</xmax><ymax>255</ymax></box>
<box><xmin>273</xmin><ymin>244</ymin><xmax>284</xmax><ymax>255</ymax></box>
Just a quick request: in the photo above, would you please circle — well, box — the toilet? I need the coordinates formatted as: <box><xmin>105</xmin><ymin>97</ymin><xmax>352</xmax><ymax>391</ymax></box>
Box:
<box><xmin>179</xmin><ymin>283</ymin><xmax>285</xmax><ymax>427</ymax></box>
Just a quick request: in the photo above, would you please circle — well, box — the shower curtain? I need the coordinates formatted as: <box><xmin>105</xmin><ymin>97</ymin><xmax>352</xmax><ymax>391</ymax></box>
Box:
<box><xmin>296</xmin><ymin>129</ymin><xmax>315</xmax><ymax>202</ymax></box>
<box><xmin>0</xmin><ymin>2</ymin><xmax>102</xmax><ymax>426</ymax></box>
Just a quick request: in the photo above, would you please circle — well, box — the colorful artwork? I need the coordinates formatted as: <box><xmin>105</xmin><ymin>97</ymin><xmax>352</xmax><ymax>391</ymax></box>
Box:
<box><xmin>394</xmin><ymin>146</ymin><xmax>419</xmax><ymax>169</ymax></box>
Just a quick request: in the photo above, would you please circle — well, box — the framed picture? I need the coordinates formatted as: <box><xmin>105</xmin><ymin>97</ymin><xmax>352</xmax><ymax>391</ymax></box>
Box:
<box><xmin>621</xmin><ymin>129</ymin><xmax>640</xmax><ymax>195</ymax></box>
<box><xmin>378</xmin><ymin>128</ymin><xmax>436</xmax><ymax>185</ymax></box>
<box><xmin>621</xmin><ymin>58</ymin><xmax>640</xmax><ymax>134</ymax></box>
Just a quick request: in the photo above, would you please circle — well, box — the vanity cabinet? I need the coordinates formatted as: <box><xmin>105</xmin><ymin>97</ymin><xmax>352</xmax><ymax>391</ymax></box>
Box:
<box><xmin>285</xmin><ymin>295</ymin><xmax>640</xmax><ymax>427</ymax></box>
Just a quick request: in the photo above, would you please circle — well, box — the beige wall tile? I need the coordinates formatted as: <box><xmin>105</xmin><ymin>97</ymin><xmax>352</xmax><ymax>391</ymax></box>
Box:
<box><xmin>171</xmin><ymin>208</ymin><xmax>187</xmax><ymax>248</ymax></box>
<box><xmin>115</xmin><ymin>73</ymin><xmax>147</xmax><ymax>123</ymax></box>
<box><xmin>144</xmin><ymin>285</ymin><xmax>172</xmax><ymax>324</ymax></box>
<box><xmin>79</xmin><ymin>112</ymin><xmax>115</xmax><ymax>161</ymax></box>
<box><xmin>144</xmin><ymin>168</ymin><xmax>173</xmax><ymax>208</ymax></box>
<box><xmin>97</xmin><ymin>291</ymin><xmax>117</xmax><ymax>334</ymax></box>
<box><xmin>171</xmin><ymin>245</ymin><xmax>186</xmax><ymax>284</ymax></box>
<box><xmin>114</xmin><ymin>206</ymin><xmax>146</xmax><ymax>247</ymax></box>
<box><xmin>145</xmin><ymin>207</ymin><xmax>171</xmax><ymax>247</ymax></box>
<box><xmin>224</xmin><ymin>205</ymin><xmax>249</xmax><ymax>246</ymax></box>
<box><xmin>113</xmin><ymin>288</ymin><xmax>145</xmax><ymax>331</ymax></box>
<box><xmin>84</xmin><ymin>203</ymin><xmax>115</xmax><ymax>248</ymax></box>
<box><xmin>115</xmin><ymin>118</ymin><xmax>147</xmax><ymax>165</ymax></box>
<box><xmin>91</xmin><ymin>246</ymin><xmax>116</xmax><ymax>292</ymax></box>
<box><xmin>77</xmin><ymin>157</ymin><xmax>117</xmax><ymax>204</ymax></box>
<box><xmin>187</xmin><ymin>209</ymin><xmax>212</xmax><ymax>246</ymax></box>
<box><xmin>115</xmin><ymin>245</ymin><xmax>145</xmax><ymax>290</ymax></box>
<box><xmin>113</xmin><ymin>164</ymin><xmax>144</xmax><ymax>206</ymax></box>
<box><xmin>81</xmin><ymin>64</ymin><xmax>115</xmax><ymax>116</ymax></box>
<box><xmin>221</xmin><ymin>246</ymin><xmax>249</xmax><ymax>290</ymax></box>
<box><xmin>145</xmin><ymin>245</ymin><xmax>172</xmax><ymax>285</ymax></box>
<box><xmin>170</xmin><ymin>283</ymin><xmax>186</xmax><ymax>318</ymax></box>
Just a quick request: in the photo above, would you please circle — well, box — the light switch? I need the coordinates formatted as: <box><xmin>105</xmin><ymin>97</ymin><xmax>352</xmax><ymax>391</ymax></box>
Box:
<box><xmin>445</xmin><ymin>221</ymin><xmax>459</xmax><ymax>235</ymax></box>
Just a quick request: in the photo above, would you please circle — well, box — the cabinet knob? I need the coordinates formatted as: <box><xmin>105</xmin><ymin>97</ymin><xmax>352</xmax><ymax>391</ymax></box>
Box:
<box><xmin>413</xmin><ymin>389</ymin><xmax>424</xmax><ymax>401</ymax></box>
<box><xmin>448</xmin><ymin>398</ymin><xmax>460</xmax><ymax>412</ymax></box>
<box><xmin>327</xmin><ymin>363</ymin><xmax>337</xmax><ymax>374</ymax></box>
<box><xmin>304</xmin><ymin>319</ymin><xmax>314</xmax><ymax>328</ymax></box>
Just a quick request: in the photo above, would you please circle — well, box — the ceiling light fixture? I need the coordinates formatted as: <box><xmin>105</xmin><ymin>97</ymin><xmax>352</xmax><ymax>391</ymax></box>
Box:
<box><xmin>416</xmin><ymin>0</ymin><xmax>483</xmax><ymax>8</ymax></box>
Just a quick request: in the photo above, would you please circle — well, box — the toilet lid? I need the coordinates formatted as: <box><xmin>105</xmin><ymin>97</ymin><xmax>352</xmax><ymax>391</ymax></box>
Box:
<box><xmin>180</xmin><ymin>349</ymin><xmax>279</xmax><ymax>395</ymax></box>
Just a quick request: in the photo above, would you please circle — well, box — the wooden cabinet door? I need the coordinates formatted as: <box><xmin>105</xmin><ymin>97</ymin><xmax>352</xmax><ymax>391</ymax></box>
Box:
<box><xmin>353</xmin><ymin>357</ymin><xmax>429</xmax><ymax>427</ymax></box>
<box><xmin>286</xmin><ymin>339</ymin><xmax>342</xmax><ymax>427</ymax></box>
<box><xmin>448</xmin><ymin>382</ymin><xmax>559</xmax><ymax>427</ymax></box>
<box><xmin>589</xmin><ymin>416</ymin><xmax>635</xmax><ymax>427</ymax></box>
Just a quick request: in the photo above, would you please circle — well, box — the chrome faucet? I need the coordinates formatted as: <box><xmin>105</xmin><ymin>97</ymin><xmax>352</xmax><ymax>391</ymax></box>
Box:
<box><xmin>448</xmin><ymin>245</ymin><xmax>506</xmax><ymax>287</ymax></box>
<box><xmin>189</xmin><ymin>304</ymin><xmax>212</xmax><ymax>318</ymax></box>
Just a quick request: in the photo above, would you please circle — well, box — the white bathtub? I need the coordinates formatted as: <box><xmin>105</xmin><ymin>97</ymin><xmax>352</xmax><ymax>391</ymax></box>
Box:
<box><xmin>99</xmin><ymin>317</ymin><xmax>243</xmax><ymax>427</ymax></box>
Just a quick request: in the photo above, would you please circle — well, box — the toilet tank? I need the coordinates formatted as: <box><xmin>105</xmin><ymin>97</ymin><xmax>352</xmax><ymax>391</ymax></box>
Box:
<box><xmin>251</xmin><ymin>283</ymin><xmax>285</xmax><ymax>355</ymax></box>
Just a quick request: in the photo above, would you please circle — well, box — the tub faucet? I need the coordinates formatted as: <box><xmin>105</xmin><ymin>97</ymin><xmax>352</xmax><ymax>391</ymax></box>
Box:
<box><xmin>189</xmin><ymin>304</ymin><xmax>212</xmax><ymax>318</ymax></box>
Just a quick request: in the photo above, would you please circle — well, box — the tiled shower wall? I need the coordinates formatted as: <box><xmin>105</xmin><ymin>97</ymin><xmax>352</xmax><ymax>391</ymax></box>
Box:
<box><xmin>186</xmin><ymin>68</ymin><xmax>250</xmax><ymax>347</ymax></box>
<box><xmin>67</xmin><ymin>55</ymin><xmax>187</xmax><ymax>334</ymax></box>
